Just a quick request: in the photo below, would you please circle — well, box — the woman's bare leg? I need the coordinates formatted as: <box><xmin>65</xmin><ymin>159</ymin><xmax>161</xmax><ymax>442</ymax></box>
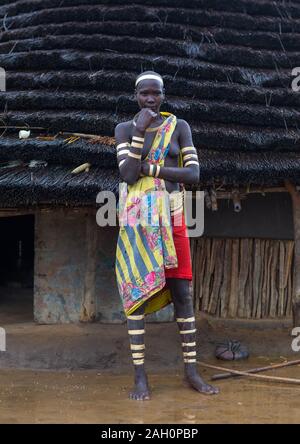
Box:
<box><xmin>126</xmin><ymin>304</ymin><xmax>150</xmax><ymax>401</ymax></box>
<box><xmin>167</xmin><ymin>278</ymin><xmax>219</xmax><ymax>395</ymax></box>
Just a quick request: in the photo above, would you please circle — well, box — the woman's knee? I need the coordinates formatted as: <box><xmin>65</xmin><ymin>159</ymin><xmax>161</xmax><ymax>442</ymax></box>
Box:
<box><xmin>172</xmin><ymin>288</ymin><xmax>192</xmax><ymax>307</ymax></box>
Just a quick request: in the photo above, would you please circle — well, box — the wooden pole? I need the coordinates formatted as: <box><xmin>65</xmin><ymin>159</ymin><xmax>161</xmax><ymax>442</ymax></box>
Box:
<box><xmin>61</xmin><ymin>131</ymin><xmax>100</xmax><ymax>139</ymax></box>
<box><xmin>198</xmin><ymin>361</ymin><xmax>300</xmax><ymax>385</ymax></box>
<box><xmin>228</xmin><ymin>239</ymin><xmax>239</xmax><ymax>317</ymax></box>
<box><xmin>220</xmin><ymin>239</ymin><xmax>231</xmax><ymax>318</ymax></box>
<box><xmin>211</xmin><ymin>359</ymin><xmax>300</xmax><ymax>381</ymax></box>
<box><xmin>252</xmin><ymin>239</ymin><xmax>261</xmax><ymax>317</ymax></box>
<box><xmin>284</xmin><ymin>180</ymin><xmax>300</xmax><ymax>327</ymax></box>
<box><xmin>0</xmin><ymin>125</ymin><xmax>45</xmax><ymax>130</ymax></box>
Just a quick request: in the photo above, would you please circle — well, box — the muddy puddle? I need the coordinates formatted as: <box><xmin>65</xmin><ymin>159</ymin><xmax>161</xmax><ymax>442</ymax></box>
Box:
<box><xmin>0</xmin><ymin>358</ymin><xmax>299</xmax><ymax>424</ymax></box>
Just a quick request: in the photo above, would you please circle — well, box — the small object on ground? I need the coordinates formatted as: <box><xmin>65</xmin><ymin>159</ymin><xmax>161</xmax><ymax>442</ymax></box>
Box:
<box><xmin>211</xmin><ymin>358</ymin><xmax>300</xmax><ymax>381</ymax></box>
<box><xmin>71</xmin><ymin>163</ymin><xmax>91</xmax><ymax>174</ymax></box>
<box><xmin>19</xmin><ymin>130</ymin><xmax>31</xmax><ymax>139</ymax></box>
<box><xmin>215</xmin><ymin>340</ymin><xmax>249</xmax><ymax>361</ymax></box>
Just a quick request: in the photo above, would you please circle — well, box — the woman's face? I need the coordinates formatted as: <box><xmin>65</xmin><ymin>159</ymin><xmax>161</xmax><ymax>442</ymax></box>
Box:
<box><xmin>135</xmin><ymin>79</ymin><xmax>165</xmax><ymax>113</ymax></box>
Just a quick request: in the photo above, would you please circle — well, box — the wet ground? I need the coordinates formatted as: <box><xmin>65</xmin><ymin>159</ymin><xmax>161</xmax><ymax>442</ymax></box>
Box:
<box><xmin>1</xmin><ymin>287</ymin><xmax>299</xmax><ymax>423</ymax></box>
<box><xmin>0</xmin><ymin>359</ymin><xmax>300</xmax><ymax>424</ymax></box>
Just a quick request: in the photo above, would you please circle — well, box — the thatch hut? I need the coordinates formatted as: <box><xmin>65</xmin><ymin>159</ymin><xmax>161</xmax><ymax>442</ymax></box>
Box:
<box><xmin>0</xmin><ymin>0</ymin><xmax>300</xmax><ymax>324</ymax></box>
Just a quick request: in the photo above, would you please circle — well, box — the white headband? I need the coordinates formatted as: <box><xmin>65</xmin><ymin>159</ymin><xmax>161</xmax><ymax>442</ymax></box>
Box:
<box><xmin>135</xmin><ymin>74</ymin><xmax>164</xmax><ymax>87</ymax></box>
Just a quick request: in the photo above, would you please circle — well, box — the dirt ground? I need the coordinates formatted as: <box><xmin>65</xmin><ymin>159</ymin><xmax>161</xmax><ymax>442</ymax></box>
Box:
<box><xmin>0</xmin><ymin>363</ymin><xmax>300</xmax><ymax>424</ymax></box>
<box><xmin>1</xmin><ymin>295</ymin><xmax>300</xmax><ymax>423</ymax></box>
<box><xmin>0</xmin><ymin>313</ymin><xmax>297</xmax><ymax>371</ymax></box>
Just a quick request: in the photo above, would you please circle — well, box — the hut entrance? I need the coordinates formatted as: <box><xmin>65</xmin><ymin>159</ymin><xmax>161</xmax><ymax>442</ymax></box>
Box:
<box><xmin>0</xmin><ymin>215</ymin><xmax>34</xmax><ymax>324</ymax></box>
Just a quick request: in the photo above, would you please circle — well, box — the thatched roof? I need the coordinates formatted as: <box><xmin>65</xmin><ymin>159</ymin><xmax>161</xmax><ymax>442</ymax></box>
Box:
<box><xmin>0</xmin><ymin>164</ymin><xmax>119</xmax><ymax>207</ymax></box>
<box><xmin>1</xmin><ymin>0</ymin><xmax>300</xmax><ymax>205</ymax></box>
<box><xmin>0</xmin><ymin>137</ymin><xmax>118</xmax><ymax>206</ymax></box>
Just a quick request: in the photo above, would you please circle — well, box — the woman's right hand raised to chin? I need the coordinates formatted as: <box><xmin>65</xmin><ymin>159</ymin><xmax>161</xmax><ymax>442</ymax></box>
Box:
<box><xmin>134</xmin><ymin>108</ymin><xmax>158</xmax><ymax>133</ymax></box>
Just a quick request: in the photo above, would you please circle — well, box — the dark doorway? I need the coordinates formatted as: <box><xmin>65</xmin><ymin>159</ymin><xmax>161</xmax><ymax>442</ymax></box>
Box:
<box><xmin>0</xmin><ymin>215</ymin><xmax>34</xmax><ymax>324</ymax></box>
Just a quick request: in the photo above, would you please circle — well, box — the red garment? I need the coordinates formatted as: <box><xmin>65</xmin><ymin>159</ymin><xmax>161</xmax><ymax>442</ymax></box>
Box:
<box><xmin>164</xmin><ymin>211</ymin><xmax>193</xmax><ymax>280</ymax></box>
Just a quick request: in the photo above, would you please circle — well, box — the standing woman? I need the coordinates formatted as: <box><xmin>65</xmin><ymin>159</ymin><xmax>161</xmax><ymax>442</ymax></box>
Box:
<box><xmin>115</xmin><ymin>71</ymin><xmax>219</xmax><ymax>400</ymax></box>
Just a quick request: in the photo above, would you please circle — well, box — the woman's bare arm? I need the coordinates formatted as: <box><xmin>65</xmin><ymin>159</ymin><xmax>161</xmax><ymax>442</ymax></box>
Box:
<box><xmin>115</xmin><ymin>123</ymin><xmax>145</xmax><ymax>185</ymax></box>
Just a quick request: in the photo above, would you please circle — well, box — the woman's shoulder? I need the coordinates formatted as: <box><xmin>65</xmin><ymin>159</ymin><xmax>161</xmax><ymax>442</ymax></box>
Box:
<box><xmin>114</xmin><ymin>120</ymin><xmax>133</xmax><ymax>137</ymax></box>
<box><xmin>115</xmin><ymin>119</ymin><xmax>133</xmax><ymax>128</ymax></box>
<box><xmin>174</xmin><ymin>119</ymin><xmax>191</xmax><ymax>137</ymax></box>
<box><xmin>176</xmin><ymin>118</ymin><xmax>191</xmax><ymax>129</ymax></box>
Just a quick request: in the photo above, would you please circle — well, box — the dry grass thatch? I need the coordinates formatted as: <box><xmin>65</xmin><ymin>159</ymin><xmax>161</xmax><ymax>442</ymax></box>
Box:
<box><xmin>1</xmin><ymin>0</ymin><xmax>300</xmax><ymax>204</ymax></box>
<box><xmin>0</xmin><ymin>164</ymin><xmax>119</xmax><ymax>207</ymax></box>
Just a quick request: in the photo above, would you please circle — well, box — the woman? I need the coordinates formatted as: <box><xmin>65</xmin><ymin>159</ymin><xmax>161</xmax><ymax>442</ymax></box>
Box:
<box><xmin>115</xmin><ymin>71</ymin><xmax>219</xmax><ymax>400</ymax></box>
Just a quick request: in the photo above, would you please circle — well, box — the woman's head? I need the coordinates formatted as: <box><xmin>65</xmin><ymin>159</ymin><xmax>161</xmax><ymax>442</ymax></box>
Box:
<box><xmin>134</xmin><ymin>70</ymin><xmax>165</xmax><ymax>112</ymax></box>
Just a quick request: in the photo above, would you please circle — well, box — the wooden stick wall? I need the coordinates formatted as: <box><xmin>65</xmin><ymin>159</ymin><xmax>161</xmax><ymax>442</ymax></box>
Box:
<box><xmin>191</xmin><ymin>238</ymin><xmax>294</xmax><ymax>319</ymax></box>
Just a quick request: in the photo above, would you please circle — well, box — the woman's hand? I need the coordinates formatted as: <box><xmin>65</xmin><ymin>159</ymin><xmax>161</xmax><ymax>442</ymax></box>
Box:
<box><xmin>135</xmin><ymin>109</ymin><xmax>158</xmax><ymax>133</ymax></box>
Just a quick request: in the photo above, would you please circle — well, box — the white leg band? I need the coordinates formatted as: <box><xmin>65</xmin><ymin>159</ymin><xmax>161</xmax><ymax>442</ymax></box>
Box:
<box><xmin>176</xmin><ymin>317</ymin><xmax>195</xmax><ymax>323</ymax></box>
<box><xmin>183</xmin><ymin>351</ymin><xmax>197</xmax><ymax>357</ymax></box>
<box><xmin>133</xmin><ymin>359</ymin><xmax>144</xmax><ymax>365</ymax></box>
<box><xmin>132</xmin><ymin>352</ymin><xmax>144</xmax><ymax>359</ymax></box>
<box><xmin>179</xmin><ymin>329</ymin><xmax>197</xmax><ymax>334</ymax></box>
<box><xmin>128</xmin><ymin>329</ymin><xmax>145</xmax><ymax>335</ymax></box>
<box><xmin>127</xmin><ymin>315</ymin><xmax>145</xmax><ymax>321</ymax></box>
<box><xmin>182</xmin><ymin>342</ymin><xmax>196</xmax><ymax>347</ymax></box>
<box><xmin>130</xmin><ymin>344</ymin><xmax>145</xmax><ymax>351</ymax></box>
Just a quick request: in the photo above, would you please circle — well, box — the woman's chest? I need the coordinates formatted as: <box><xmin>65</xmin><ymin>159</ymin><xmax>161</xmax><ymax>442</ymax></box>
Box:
<box><xmin>131</xmin><ymin>130</ymin><xmax>180</xmax><ymax>163</ymax></box>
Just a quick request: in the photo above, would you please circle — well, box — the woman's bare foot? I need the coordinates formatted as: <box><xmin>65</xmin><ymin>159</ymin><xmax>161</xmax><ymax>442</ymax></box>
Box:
<box><xmin>184</xmin><ymin>365</ymin><xmax>219</xmax><ymax>395</ymax></box>
<box><xmin>129</xmin><ymin>367</ymin><xmax>150</xmax><ymax>401</ymax></box>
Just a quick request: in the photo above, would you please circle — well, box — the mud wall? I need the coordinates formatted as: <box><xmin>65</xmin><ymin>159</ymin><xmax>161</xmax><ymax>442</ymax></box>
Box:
<box><xmin>34</xmin><ymin>209</ymin><xmax>124</xmax><ymax>323</ymax></box>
